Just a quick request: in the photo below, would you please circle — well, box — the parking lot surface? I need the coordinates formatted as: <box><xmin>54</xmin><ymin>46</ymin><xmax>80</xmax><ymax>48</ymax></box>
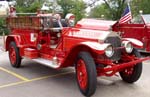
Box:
<box><xmin>0</xmin><ymin>38</ymin><xmax>150</xmax><ymax>97</ymax></box>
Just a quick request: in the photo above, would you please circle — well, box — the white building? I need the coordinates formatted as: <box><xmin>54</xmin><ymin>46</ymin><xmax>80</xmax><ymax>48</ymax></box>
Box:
<box><xmin>0</xmin><ymin>0</ymin><xmax>16</xmax><ymax>17</ymax></box>
<box><xmin>0</xmin><ymin>0</ymin><xmax>9</xmax><ymax>17</ymax></box>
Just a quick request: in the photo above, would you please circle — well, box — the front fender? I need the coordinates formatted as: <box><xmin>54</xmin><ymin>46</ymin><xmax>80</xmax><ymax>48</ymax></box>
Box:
<box><xmin>123</xmin><ymin>38</ymin><xmax>143</xmax><ymax>48</ymax></box>
<box><xmin>6</xmin><ymin>35</ymin><xmax>23</xmax><ymax>51</ymax></box>
<box><xmin>61</xmin><ymin>41</ymin><xmax>110</xmax><ymax>68</ymax></box>
<box><xmin>79</xmin><ymin>41</ymin><xmax>110</xmax><ymax>54</ymax></box>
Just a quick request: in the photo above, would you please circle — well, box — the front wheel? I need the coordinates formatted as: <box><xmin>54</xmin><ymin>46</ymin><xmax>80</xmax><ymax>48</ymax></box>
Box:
<box><xmin>75</xmin><ymin>52</ymin><xmax>97</xmax><ymax>97</ymax></box>
<box><xmin>119</xmin><ymin>49</ymin><xmax>142</xmax><ymax>83</ymax></box>
<box><xmin>8</xmin><ymin>41</ymin><xmax>22</xmax><ymax>68</ymax></box>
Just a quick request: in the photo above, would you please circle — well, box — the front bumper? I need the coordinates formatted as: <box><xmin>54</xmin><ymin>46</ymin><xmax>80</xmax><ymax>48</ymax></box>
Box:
<box><xmin>97</xmin><ymin>57</ymin><xmax>150</xmax><ymax>76</ymax></box>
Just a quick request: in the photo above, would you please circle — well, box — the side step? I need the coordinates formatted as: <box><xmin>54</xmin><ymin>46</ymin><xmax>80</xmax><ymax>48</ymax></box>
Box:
<box><xmin>32</xmin><ymin>58</ymin><xmax>60</xmax><ymax>69</ymax></box>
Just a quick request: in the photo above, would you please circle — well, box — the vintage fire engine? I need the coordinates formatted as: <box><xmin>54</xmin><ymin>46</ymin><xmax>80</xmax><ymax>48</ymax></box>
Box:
<box><xmin>4</xmin><ymin>13</ymin><xmax>150</xmax><ymax>96</ymax></box>
<box><xmin>113</xmin><ymin>14</ymin><xmax>150</xmax><ymax>53</ymax></box>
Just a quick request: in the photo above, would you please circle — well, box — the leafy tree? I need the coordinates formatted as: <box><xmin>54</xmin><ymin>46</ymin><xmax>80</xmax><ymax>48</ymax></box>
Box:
<box><xmin>16</xmin><ymin>0</ymin><xmax>43</xmax><ymax>13</ymax></box>
<box><xmin>16</xmin><ymin>0</ymin><xmax>86</xmax><ymax>21</ymax></box>
<box><xmin>89</xmin><ymin>4</ymin><xmax>110</xmax><ymax>19</ymax></box>
<box><xmin>57</xmin><ymin>0</ymin><xmax>86</xmax><ymax>21</ymax></box>
<box><xmin>70</xmin><ymin>0</ymin><xmax>86</xmax><ymax>21</ymax></box>
<box><xmin>0</xmin><ymin>18</ymin><xmax>9</xmax><ymax>35</ymax></box>
<box><xmin>89</xmin><ymin>0</ymin><xmax>150</xmax><ymax>20</ymax></box>
<box><xmin>15</xmin><ymin>0</ymin><xmax>42</xmax><ymax>7</ymax></box>
<box><xmin>89</xmin><ymin>0</ymin><xmax>127</xmax><ymax>20</ymax></box>
<box><xmin>131</xmin><ymin>0</ymin><xmax>150</xmax><ymax>16</ymax></box>
<box><xmin>57</xmin><ymin>0</ymin><xmax>76</xmax><ymax>17</ymax></box>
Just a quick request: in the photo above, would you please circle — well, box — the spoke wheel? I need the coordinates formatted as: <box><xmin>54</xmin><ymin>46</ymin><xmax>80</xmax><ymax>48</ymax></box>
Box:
<box><xmin>122</xmin><ymin>67</ymin><xmax>134</xmax><ymax>76</ymax></box>
<box><xmin>8</xmin><ymin>42</ymin><xmax>21</xmax><ymax>68</ymax></box>
<box><xmin>77</xmin><ymin>59</ymin><xmax>88</xmax><ymax>90</ymax></box>
<box><xmin>9</xmin><ymin>46</ymin><xmax>17</xmax><ymax>65</ymax></box>
<box><xmin>75</xmin><ymin>52</ymin><xmax>97</xmax><ymax>97</ymax></box>
<box><xmin>120</xmin><ymin>49</ymin><xmax>142</xmax><ymax>83</ymax></box>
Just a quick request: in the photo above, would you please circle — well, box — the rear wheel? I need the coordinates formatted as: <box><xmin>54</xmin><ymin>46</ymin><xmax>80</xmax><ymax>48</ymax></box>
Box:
<box><xmin>119</xmin><ymin>49</ymin><xmax>142</xmax><ymax>83</ymax></box>
<box><xmin>8</xmin><ymin>41</ymin><xmax>21</xmax><ymax>68</ymax></box>
<box><xmin>75</xmin><ymin>52</ymin><xmax>97</xmax><ymax>97</ymax></box>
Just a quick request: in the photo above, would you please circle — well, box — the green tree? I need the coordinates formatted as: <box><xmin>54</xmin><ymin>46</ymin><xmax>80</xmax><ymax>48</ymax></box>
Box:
<box><xmin>70</xmin><ymin>0</ymin><xmax>86</xmax><ymax>21</ymax></box>
<box><xmin>15</xmin><ymin>0</ymin><xmax>86</xmax><ymax>21</ymax></box>
<box><xmin>89</xmin><ymin>4</ymin><xmax>110</xmax><ymax>19</ymax></box>
<box><xmin>57</xmin><ymin>0</ymin><xmax>76</xmax><ymax>17</ymax></box>
<box><xmin>131</xmin><ymin>0</ymin><xmax>150</xmax><ymax>16</ymax></box>
<box><xmin>16</xmin><ymin>0</ymin><xmax>43</xmax><ymax>13</ymax></box>
<box><xmin>57</xmin><ymin>0</ymin><xmax>86</xmax><ymax>21</ymax></box>
<box><xmin>0</xmin><ymin>18</ymin><xmax>9</xmax><ymax>35</ymax></box>
<box><xmin>89</xmin><ymin>0</ymin><xmax>127</xmax><ymax>20</ymax></box>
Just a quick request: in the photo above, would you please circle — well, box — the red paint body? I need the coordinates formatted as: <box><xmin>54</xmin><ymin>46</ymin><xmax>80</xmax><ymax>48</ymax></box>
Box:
<box><xmin>5</xmin><ymin>16</ymin><xmax>149</xmax><ymax>77</ymax></box>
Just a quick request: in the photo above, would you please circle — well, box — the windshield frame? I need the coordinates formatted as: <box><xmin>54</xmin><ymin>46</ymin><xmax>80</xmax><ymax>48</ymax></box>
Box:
<box><xmin>141</xmin><ymin>14</ymin><xmax>150</xmax><ymax>24</ymax></box>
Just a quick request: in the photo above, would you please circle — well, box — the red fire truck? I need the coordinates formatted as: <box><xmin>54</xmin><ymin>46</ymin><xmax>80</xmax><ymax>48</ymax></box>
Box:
<box><xmin>4</xmin><ymin>13</ymin><xmax>150</xmax><ymax>96</ymax></box>
<box><xmin>113</xmin><ymin>14</ymin><xmax>150</xmax><ymax>53</ymax></box>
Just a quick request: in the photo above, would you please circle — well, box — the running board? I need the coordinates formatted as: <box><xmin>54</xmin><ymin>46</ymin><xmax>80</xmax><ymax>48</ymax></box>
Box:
<box><xmin>32</xmin><ymin>58</ymin><xmax>60</xmax><ymax>69</ymax></box>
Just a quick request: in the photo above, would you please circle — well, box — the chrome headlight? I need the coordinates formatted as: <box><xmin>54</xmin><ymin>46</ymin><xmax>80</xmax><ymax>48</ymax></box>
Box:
<box><xmin>105</xmin><ymin>45</ymin><xmax>114</xmax><ymax>58</ymax></box>
<box><xmin>122</xmin><ymin>41</ymin><xmax>133</xmax><ymax>53</ymax></box>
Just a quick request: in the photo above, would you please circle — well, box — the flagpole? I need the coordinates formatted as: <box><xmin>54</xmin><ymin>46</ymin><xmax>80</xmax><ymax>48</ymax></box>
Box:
<box><xmin>127</xmin><ymin>0</ymin><xmax>132</xmax><ymax>21</ymax></box>
<box><xmin>127</xmin><ymin>0</ymin><xmax>131</xmax><ymax>8</ymax></box>
<box><xmin>126</xmin><ymin>0</ymin><xmax>131</xmax><ymax>4</ymax></box>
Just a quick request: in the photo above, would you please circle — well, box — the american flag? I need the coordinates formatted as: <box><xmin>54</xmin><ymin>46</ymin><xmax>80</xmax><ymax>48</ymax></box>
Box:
<box><xmin>119</xmin><ymin>4</ymin><xmax>132</xmax><ymax>24</ymax></box>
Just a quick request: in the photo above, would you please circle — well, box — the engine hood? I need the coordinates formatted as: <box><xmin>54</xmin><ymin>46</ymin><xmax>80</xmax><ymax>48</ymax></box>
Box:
<box><xmin>75</xmin><ymin>18</ymin><xmax>116</xmax><ymax>31</ymax></box>
<box><xmin>67</xmin><ymin>28</ymin><xmax>120</xmax><ymax>41</ymax></box>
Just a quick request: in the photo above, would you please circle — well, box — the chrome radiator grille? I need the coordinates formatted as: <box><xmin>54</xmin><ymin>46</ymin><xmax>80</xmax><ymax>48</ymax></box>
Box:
<box><xmin>105</xmin><ymin>37</ymin><xmax>121</xmax><ymax>61</ymax></box>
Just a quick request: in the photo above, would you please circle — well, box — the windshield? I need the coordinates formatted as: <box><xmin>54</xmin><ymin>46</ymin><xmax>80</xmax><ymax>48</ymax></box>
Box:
<box><xmin>142</xmin><ymin>14</ymin><xmax>150</xmax><ymax>24</ymax></box>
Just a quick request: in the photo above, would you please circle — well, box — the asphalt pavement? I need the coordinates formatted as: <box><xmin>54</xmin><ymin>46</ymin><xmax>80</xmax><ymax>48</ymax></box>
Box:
<box><xmin>0</xmin><ymin>37</ymin><xmax>150</xmax><ymax>97</ymax></box>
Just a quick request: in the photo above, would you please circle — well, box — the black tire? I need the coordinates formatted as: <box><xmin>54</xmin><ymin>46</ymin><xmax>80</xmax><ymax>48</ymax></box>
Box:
<box><xmin>75</xmin><ymin>52</ymin><xmax>97</xmax><ymax>97</ymax></box>
<box><xmin>119</xmin><ymin>49</ymin><xmax>142</xmax><ymax>83</ymax></box>
<box><xmin>8</xmin><ymin>41</ymin><xmax>21</xmax><ymax>68</ymax></box>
